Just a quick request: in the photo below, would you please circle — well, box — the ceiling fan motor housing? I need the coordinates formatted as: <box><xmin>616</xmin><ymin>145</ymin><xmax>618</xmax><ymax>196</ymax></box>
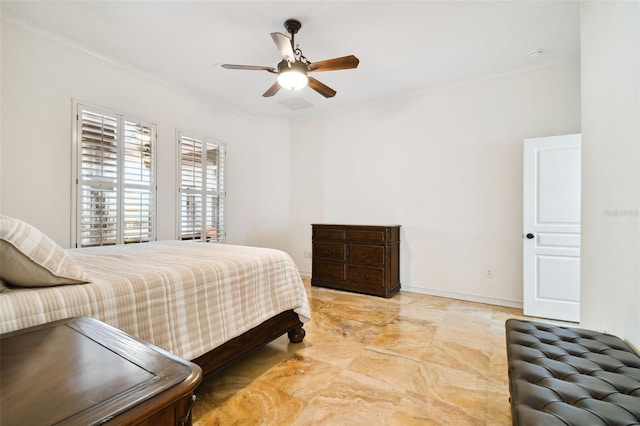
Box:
<box><xmin>277</xmin><ymin>60</ymin><xmax>308</xmax><ymax>75</ymax></box>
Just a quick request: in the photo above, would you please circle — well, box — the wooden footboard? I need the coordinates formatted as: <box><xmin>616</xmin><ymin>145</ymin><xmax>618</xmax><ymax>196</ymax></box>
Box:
<box><xmin>191</xmin><ymin>310</ymin><xmax>305</xmax><ymax>376</ymax></box>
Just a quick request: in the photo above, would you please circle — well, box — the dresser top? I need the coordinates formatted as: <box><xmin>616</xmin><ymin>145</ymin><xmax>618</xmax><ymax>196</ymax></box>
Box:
<box><xmin>312</xmin><ymin>224</ymin><xmax>401</xmax><ymax>228</ymax></box>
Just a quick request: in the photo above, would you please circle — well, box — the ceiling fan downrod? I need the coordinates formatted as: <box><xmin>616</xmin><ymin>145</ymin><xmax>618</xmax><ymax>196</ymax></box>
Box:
<box><xmin>284</xmin><ymin>19</ymin><xmax>309</xmax><ymax>65</ymax></box>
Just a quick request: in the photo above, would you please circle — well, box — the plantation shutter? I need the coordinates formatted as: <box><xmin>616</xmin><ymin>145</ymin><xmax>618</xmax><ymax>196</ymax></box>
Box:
<box><xmin>78</xmin><ymin>109</ymin><xmax>119</xmax><ymax>246</ymax></box>
<box><xmin>178</xmin><ymin>132</ymin><xmax>225</xmax><ymax>242</ymax></box>
<box><xmin>207</xmin><ymin>142</ymin><xmax>225</xmax><ymax>240</ymax></box>
<box><xmin>123</xmin><ymin>120</ymin><xmax>154</xmax><ymax>243</ymax></box>
<box><xmin>76</xmin><ymin>105</ymin><xmax>156</xmax><ymax>247</ymax></box>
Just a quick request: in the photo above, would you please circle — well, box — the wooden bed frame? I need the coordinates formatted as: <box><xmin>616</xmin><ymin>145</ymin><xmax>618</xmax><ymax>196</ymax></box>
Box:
<box><xmin>191</xmin><ymin>310</ymin><xmax>305</xmax><ymax>376</ymax></box>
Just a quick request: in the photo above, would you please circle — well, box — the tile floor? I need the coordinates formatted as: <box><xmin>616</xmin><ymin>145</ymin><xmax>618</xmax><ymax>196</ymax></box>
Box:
<box><xmin>192</xmin><ymin>278</ymin><xmax>535</xmax><ymax>425</ymax></box>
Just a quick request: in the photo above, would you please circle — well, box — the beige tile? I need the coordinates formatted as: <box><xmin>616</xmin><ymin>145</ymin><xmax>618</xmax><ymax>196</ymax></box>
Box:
<box><xmin>193</xmin><ymin>284</ymin><xmax>521</xmax><ymax>425</ymax></box>
<box><xmin>297</xmin><ymin>333</ymin><xmax>366</xmax><ymax>369</ymax></box>
<box><xmin>484</xmin><ymin>388</ymin><xmax>512</xmax><ymax>425</ymax></box>
<box><xmin>444</xmin><ymin>300</ymin><xmax>495</xmax><ymax>326</ymax></box>
<box><xmin>194</xmin><ymin>381</ymin><xmax>304</xmax><ymax>426</ymax></box>
<box><xmin>315</xmin><ymin>297</ymin><xmax>400</xmax><ymax>327</ymax></box>
<box><xmin>488</xmin><ymin>351</ymin><xmax>509</xmax><ymax>386</ymax></box>
<box><xmin>420</xmin><ymin>339</ymin><xmax>490</xmax><ymax>378</ymax></box>
<box><xmin>408</xmin><ymin>293</ymin><xmax>455</xmax><ymax>311</ymax></box>
<box><xmin>432</xmin><ymin>326</ymin><xmax>490</xmax><ymax>353</ymax></box>
<box><xmin>447</xmin><ymin>300</ymin><xmax>495</xmax><ymax>318</ymax></box>
<box><xmin>309</xmin><ymin>297</ymin><xmax>393</xmax><ymax>344</ymax></box>
<box><xmin>255</xmin><ymin>354</ymin><xmax>343</xmax><ymax>400</ymax></box>
<box><xmin>310</xmin><ymin>313</ymin><xmax>387</xmax><ymax>345</ymax></box>
<box><xmin>369</xmin><ymin>317</ymin><xmax>438</xmax><ymax>359</ymax></box>
<box><xmin>291</xmin><ymin>370</ymin><xmax>404</xmax><ymax>426</ymax></box>
<box><xmin>409</xmin><ymin>362</ymin><xmax>488</xmax><ymax>398</ymax></box>
<box><xmin>392</xmin><ymin>389</ymin><xmax>485</xmax><ymax>426</ymax></box>
<box><xmin>192</xmin><ymin>373</ymin><xmax>253</xmax><ymax>420</ymax></box>
<box><xmin>347</xmin><ymin>346</ymin><xmax>421</xmax><ymax>392</ymax></box>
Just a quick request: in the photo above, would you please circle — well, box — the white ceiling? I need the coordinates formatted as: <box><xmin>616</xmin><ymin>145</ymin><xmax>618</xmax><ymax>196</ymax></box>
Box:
<box><xmin>2</xmin><ymin>1</ymin><xmax>580</xmax><ymax>120</ymax></box>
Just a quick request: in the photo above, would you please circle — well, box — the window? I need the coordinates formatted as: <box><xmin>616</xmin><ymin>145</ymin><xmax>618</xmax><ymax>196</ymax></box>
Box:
<box><xmin>73</xmin><ymin>103</ymin><xmax>156</xmax><ymax>247</ymax></box>
<box><xmin>177</xmin><ymin>131</ymin><xmax>225</xmax><ymax>242</ymax></box>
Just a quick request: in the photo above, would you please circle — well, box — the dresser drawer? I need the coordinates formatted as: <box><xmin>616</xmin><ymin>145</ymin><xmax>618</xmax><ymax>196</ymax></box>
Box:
<box><xmin>348</xmin><ymin>266</ymin><xmax>384</xmax><ymax>285</ymax></box>
<box><xmin>313</xmin><ymin>227</ymin><xmax>346</xmax><ymax>241</ymax></box>
<box><xmin>314</xmin><ymin>242</ymin><xmax>346</xmax><ymax>261</ymax></box>
<box><xmin>313</xmin><ymin>262</ymin><xmax>347</xmax><ymax>281</ymax></box>
<box><xmin>349</xmin><ymin>244</ymin><xmax>384</xmax><ymax>266</ymax></box>
<box><xmin>347</xmin><ymin>229</ymin><xmax>386</xmax><ymax>243</ymax></box>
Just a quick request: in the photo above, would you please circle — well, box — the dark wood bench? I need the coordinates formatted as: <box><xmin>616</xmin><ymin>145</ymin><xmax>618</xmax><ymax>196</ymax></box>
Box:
<box><xmin>505</xmin><ymin>318</ymin><xmax>640</xmax><ymax>425</ymax></box>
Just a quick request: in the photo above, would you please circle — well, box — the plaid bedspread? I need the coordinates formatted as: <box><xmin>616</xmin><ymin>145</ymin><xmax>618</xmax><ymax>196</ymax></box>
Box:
<box><xmin>0</xmin><ymin>241</ymin><xmax>310</xmax><ymax>360</ymax></box>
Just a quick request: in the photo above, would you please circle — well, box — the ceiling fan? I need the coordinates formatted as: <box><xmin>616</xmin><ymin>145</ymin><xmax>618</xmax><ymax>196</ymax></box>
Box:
<box><xmin>221</xmin><ymin>19</ymin><xmax>359</xmax><ymax>98</ymax></box>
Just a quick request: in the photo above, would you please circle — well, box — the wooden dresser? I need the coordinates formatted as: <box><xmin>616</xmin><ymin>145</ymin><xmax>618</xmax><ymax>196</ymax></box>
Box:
<box><xmin>311</xmin><ymin>224</ymin><xmax>401</xmax><ymax>298</ymax></box>
<box><xmin>1</xmin><ymin>317</ymin><xmax>202</xmax><ymax>426</ymax></box>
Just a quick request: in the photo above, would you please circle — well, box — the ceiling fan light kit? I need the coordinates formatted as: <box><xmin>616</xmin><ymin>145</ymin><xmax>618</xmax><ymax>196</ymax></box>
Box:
<box><xmin>277</xmin><ymin>60</ymin><xmax>309</xmax><ymax>90</ymax></box>
<box><xmin>221</xmin><ymin>18</ymin><xmax>359</xmax><ymax>98</ymax></box>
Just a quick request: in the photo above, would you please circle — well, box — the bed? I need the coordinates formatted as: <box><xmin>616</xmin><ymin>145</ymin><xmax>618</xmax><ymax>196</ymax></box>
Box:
<box><xmin>0</xmin><ymin>216</ymin><xmax>310</xmax><ymax>376</ymax></box>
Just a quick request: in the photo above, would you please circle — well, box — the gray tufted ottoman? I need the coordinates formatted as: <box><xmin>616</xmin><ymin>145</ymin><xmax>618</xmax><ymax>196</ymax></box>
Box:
<box><xmin>505</xmin><ymin>318</ymin><xmax>640</xmax><ymax>425</ymax></box>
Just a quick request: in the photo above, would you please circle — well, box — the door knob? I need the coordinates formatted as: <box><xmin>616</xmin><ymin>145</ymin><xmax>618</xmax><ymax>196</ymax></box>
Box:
<box><xmin>526</xmin><ymin>233</ymin><xmax>535</xmax><ymax>239</ymax></box>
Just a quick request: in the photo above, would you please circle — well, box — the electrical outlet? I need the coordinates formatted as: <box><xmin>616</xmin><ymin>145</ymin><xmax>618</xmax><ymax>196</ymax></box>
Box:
<box><xmin>304</xmin><ymin>251</ymin><xmax>312</xmax><ymax>259</ymax></box>
<box><xmin>486</xmin><ymin>269</ymin><xmax>493</xmax><ymax>278</ymax></box>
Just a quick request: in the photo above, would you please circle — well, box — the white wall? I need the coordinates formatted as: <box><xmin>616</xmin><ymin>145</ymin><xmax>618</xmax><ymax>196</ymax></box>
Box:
<box><xmin>580</xmin><ymin>2</ymin><xmax>640</xmax><ymax>348</ymax></box>
<box><xmin>289</xmin><ymin>62</ymin><xmax>581</xmax><ymax>307</ymax></box>
<box><xmin>0</xmin><ymin>22</ymin><xmax>291</xmax><ymax>250</ymax></box>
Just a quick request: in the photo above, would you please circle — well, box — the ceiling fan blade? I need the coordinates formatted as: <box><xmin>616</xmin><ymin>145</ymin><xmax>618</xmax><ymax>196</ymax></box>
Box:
<box><xmin>271</xmin><ymin>32</ymin><xmax>295</xmax><ymax>62</ymax></box>
<box><xmin>308</xmin><ymin>77</ymin><xmax>336</xmax><ymax>98</ymax></box>
<box><xmin>308</xmin><ymin>55</ymin><xmax>359</xmax><ymax>72</ymax></box>
<box><xmin>221</xmin><ymin>64</ymin><xmax>276</xmax><ymax>73</ymax></box>
<box><xmin>262</xmin><ymin>81</ymin><xmax>281</xmax><ymax>97</ymax></box>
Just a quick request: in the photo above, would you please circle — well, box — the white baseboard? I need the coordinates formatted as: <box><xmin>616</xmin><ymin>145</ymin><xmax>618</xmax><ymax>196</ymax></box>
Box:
<box><xmin>401</xmin><ymin>285</ymin><xmax>523</xmax><ymax>309</ymax></box>
<box><xmin>298</xmin><ymin>269</ymin><xmax>522</xmax><ymax>310</ymax></box>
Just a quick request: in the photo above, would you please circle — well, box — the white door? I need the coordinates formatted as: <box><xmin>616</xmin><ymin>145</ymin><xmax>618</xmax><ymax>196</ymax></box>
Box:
<box><xmin>523</xmin><ymin>134</ymin><xmax>581</xmax><ymax>322</ymax></box>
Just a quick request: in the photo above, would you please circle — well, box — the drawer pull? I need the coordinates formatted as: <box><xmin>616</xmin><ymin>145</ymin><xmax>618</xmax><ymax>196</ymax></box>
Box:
<box><xmin>325</xmin><ymin>268</ymin><xmax>332</xmax><ymax>273</ymax></box>
<box><xmin>362</xmin><ymin>273</ymin><xmax>369</xmax><ymax>279</ymax></box>
<box><xmin>361</xmin><ymin>252</ymin><xmax>369</xmax><ymax>258</ymax></box>
<box><xmin>326</xmin><ymin>249</ymin><xmax>333</xmax><ymax>254</ymax></box>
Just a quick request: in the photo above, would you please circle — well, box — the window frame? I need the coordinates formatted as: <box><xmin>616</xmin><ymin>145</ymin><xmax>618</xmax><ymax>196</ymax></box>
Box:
<box><xmin>176</xmin><ymin>129</ymin><xmax>226</xmax><ymax>243</ymax></box>
<box><xmin>71</xmin><ymin>101</ymin><xmax>158</xmax><ymax>248</ymax></box>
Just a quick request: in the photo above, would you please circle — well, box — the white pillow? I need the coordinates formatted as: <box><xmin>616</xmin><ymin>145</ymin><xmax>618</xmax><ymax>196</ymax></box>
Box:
<box><xmin>0</xmin><ymin>216</ymin><xmax>90</xmax><ymax>287</ymax></box>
